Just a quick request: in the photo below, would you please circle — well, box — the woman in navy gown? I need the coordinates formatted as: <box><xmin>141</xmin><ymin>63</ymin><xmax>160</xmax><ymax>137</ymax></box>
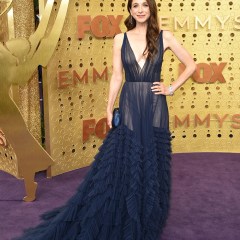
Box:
<box><xmin>15</xmin><ymin>0</ymin><xmax>196</xmax><ymax>239</ymax></box>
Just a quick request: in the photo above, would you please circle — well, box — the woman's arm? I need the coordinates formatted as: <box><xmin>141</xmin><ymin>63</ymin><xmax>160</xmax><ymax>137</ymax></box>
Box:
<box><xmin>106</xmin><ymin>33</ymin><xmax>124</xmax><ymax>128</ymax></box>
<box><xmin>151</xmin><ymin>30</ymin><xmax>196</xmax><ymax>95</ymax></box>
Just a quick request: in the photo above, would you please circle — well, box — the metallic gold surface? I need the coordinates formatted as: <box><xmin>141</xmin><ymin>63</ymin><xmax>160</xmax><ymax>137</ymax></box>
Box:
<box><xmin>43</xmin><ymin>0</ymin><xmax>239</xmax><ymax>178</ymax></box>
<box><xmin>6</xmin><ymin>7</ymin><xmax>14</xmax><ymax>39</ymax></box>
<box><xmin>0</xmin><ymin>2</ymin><xmax>18</xmax><ymax>178</ymax></box>
<box><xmin>39</xmin><ymin>0</ymin><xmax>47</xmax><ymax>19</ymax></box>
<box><xmin>0</xmin><ymin>0</ymin><xmax>13</xmax><ymax>16</ymax></box>
<box><xmin>0</xmin><ymin>0</ymin><xmax>69</xmax><ymax>201</ymax></box>
<box><xmin>160</xmin><ymin>2</ymin><xmax>240</xmax><ymax>153</ymax></box>
<box><xmin>13</xmin><ymin>0</ymin><xmax>41</xmax><ymax>143</ymax></box>
<box><xmin>0</xmin><ymin>129</ymin><xmax>18</xmax><ymax>177</ymax></box>
<box><xmin>0</xmin><ymin>2</ymin><xmax>9</xmax><ymax>41</ymax></box>
<box><xmin>44</xmin><ymin>0</ymin><xmax>114</xmax><ymax>175</ymax></box>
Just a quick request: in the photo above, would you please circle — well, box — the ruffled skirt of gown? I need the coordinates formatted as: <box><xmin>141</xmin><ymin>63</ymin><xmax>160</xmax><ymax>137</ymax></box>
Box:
<box><xmin>15</xmin><ymin>82</ymin><xmax>172</xmax><ymax>240</ymax></box>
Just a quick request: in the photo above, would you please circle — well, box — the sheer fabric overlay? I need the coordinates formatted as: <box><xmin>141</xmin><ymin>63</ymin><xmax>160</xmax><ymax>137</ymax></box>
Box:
<box><xmin>15</xmin><ymin>31</ymin><xmax>172</xmax><ymax>240</ymax></box>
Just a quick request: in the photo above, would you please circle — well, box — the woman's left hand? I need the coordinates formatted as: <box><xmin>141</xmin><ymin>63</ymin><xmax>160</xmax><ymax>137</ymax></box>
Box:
<box><xmin>151</xmin><ymin>82</ymin><xmax>170</xmax><ymax>95</ymax></box>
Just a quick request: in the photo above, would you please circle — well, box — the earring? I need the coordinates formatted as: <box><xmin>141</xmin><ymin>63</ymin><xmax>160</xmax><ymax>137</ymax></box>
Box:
<box><xmin>130</xmin><ymin>15</ymin><xmax>133</xmax><ymax>25</ymax></box>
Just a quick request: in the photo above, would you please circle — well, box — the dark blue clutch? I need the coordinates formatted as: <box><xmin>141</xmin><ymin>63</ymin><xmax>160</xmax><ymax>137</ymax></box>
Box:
<box><xmin>112</xmin><ymin>108</ymin><xmax>121</xmax><ymax>128</ymax></box>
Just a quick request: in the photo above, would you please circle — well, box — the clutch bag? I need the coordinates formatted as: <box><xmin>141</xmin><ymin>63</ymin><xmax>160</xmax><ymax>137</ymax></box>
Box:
<box><xmin>112</xmin><ymin>108</ymin><xmax>121</xmax><ymax>128</ymax></box>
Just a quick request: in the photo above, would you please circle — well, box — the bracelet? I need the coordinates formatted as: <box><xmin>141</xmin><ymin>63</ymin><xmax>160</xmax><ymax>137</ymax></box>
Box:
<box><xmin>168</xmin><ymin>84</ymin><xmax>174</xmax><ymax>96</ymax></box>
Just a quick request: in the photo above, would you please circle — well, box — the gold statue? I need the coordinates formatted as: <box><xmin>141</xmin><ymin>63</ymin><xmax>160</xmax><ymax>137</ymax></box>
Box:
<box><xmin>0</xmin><ymin>0</ymin><xmax>13</xmax><ymax>16</ymax></box>
<box><xmin>0</xmin><ymin>0</ymin><xmax>69</xmax><ymax>201</ymax></box>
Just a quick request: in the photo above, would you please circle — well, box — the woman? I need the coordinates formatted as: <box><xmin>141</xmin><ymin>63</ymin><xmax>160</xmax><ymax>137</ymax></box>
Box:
<box><xmin>15</xmin><ymin>0</ymin><xmax>196</xmax><ymax>239</ymax></box>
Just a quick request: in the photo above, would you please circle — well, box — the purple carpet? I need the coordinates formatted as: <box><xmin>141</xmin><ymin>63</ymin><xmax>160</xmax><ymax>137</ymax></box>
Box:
<box><xmin>0</xmin><ymin>153</ymin><xmax>240</xmax><ymax>240</ymax></box>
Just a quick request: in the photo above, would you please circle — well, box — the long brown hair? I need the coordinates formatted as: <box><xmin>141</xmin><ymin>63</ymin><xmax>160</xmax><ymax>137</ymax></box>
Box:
<box><xmin>124</xmin><ymin>0</ymin><xmax>160</xmax><ymax>60</ymax></box>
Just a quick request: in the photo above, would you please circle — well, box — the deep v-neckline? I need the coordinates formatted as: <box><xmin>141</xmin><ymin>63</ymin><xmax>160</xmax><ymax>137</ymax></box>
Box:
<box><xmin>125</xmin><ymin>33</ymin><xmax>148</xmax><ymax>71</ymax></box>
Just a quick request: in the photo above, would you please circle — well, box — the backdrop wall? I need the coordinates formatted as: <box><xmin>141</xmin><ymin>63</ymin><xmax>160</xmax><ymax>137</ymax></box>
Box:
<box><xmin>1</xmin><ymin>1</ymin><xmax>239</xmax><ymax>178</ymax></box>
<box><xmin>42</xmin><ymin>0</ymin><xmax>240</xmax><ymax>176</ymax></box>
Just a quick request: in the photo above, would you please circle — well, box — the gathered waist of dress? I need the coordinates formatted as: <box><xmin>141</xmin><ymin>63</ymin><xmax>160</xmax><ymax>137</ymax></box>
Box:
<box><xmin>124</xmin><ymin>81</ymin><xmax>156</xmax><ymax>84</ymax></box>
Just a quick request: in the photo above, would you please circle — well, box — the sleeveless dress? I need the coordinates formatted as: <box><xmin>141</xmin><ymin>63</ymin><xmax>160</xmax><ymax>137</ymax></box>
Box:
<box><xmin>15</xmin><ymin>31</ymin><xmax>172</xmax><ymax>240</ymax></box>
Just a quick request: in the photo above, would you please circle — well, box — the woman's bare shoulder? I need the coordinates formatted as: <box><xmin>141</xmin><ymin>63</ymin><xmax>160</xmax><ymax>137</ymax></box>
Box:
<box><xmin>114</xmin><ymin>33</ymin><xmax>125</xmax><ymax>46</ymax></box>
<box><xmin>161</xmin><ymin>30</ymin><xmax>174</xmax><ymax>40</ymax></box>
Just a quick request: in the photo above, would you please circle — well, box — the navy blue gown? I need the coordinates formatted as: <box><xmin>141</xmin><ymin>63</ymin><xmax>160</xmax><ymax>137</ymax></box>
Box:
<box><xmin>15</xmin><ymin>31</ymin><xmax>171</xmax><ymax>240</ymax></box>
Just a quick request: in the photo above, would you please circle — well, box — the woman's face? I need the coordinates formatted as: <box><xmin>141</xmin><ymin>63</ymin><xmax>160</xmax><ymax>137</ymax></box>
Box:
<box><xmin>130</xmin><ymin>0</ymin><xmax>150</xmax><ymax>24</ymax></box>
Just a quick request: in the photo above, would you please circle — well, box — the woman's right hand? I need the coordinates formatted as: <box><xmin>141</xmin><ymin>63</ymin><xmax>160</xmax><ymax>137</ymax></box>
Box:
<box><xmin>107</xmin><ymin>111</ymin><xmax>113</xmax><ymax>129</ymax></box>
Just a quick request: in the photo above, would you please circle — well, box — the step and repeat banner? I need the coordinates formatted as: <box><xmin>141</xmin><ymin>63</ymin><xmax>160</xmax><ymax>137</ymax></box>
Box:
<box><xmin>0</xmin><ymin>0</ymin><xmax>239</xmax><ymax>178</ymax></box>
<box><xmin>40</xmin><ymin>0</ymin><xmax>239</xmax><ymax>176</ymax></box>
